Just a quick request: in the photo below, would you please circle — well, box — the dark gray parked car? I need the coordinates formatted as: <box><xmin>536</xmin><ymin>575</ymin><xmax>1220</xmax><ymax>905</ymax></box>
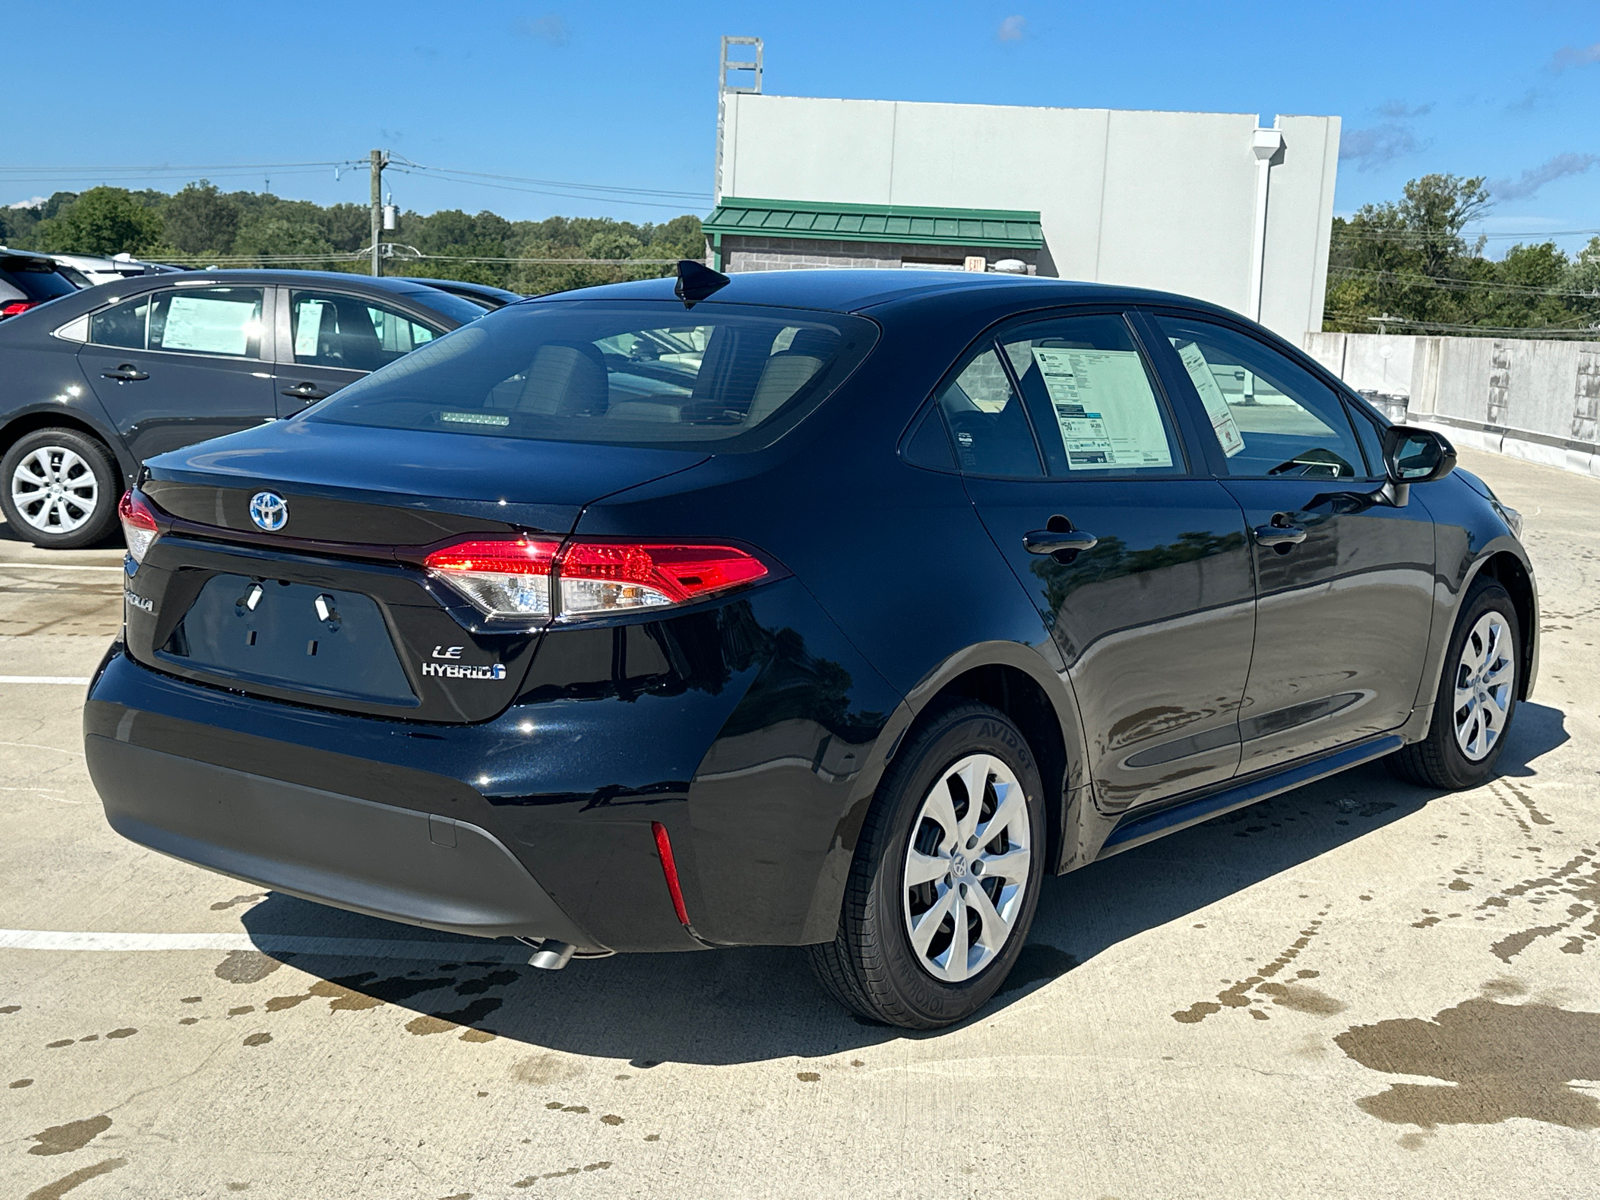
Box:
<box><xmin>0</xmin><ymin>270</ymin><xmax>489</xmax><ymax>547</ymax></box>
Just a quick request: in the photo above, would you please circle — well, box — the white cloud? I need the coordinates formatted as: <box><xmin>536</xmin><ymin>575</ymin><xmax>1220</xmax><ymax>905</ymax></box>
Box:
<box><xmin>1550</xmin><ymin>41</ymin><xmax>1600</xmax><ymax>72</ymax></box>
<box><xmin>1377</xmin><ymin>100</ymin><xmax>1432</xmax><ymax>119</ymax></box>
<box><xmin>1339</xmin><ymin>124</ymin><xmax>1423</xmax><ymax>170</ymax></box>
<box><xmin>518</xmin><ymin>13</ymin><xmax>570</xmax><ymax>46</ymax></box>
<box><xmin>1490</xmin><ymin>152</ymin><xmax>1600</xmax><ymax>200</ymax></box>
<box><xmin>997</xmin><ymin>15</ymin><xmax>1026</xmax><ymax>42</ymax></box>
<box><xmin>7</xmin><ymin>196</ymin><xmax>46</xmax><ymax>211</ymax></box>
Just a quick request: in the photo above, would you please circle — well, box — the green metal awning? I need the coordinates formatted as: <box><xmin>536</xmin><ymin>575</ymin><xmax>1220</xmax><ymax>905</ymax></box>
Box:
<box><xmin>702</xmin><ymin>197</ymin><xmax>1043</xmax><ymax>249</ymax></box>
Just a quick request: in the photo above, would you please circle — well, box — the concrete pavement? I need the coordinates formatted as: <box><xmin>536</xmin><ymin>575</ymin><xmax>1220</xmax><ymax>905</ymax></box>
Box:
<box><xmin>2</xmin><ymin>448</ymin><xmax>1597</xmax><ymax>1199</ymax></box>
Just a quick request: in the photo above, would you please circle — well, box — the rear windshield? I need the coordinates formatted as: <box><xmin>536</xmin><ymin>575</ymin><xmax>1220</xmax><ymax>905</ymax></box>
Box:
<box><xmin>395</xmin><ymin>286</ymin><xmax>494</xmax><ymax>326</ymax></box>
<box><xmin>0</xmin><ymin>258</ymin><xmax>77</xmax><ymax>303</ymax></box>
<box><xmin>308</xmin><ymin>300</ymin><xmax>879</xmax><ymax>451</ymax></box>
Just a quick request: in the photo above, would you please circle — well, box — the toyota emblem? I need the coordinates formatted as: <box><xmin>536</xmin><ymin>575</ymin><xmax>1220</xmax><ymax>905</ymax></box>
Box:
<box><xmin>248</xmin><ymin>491</ymin><xmax>288</xmax><ymax>532</ymax></box>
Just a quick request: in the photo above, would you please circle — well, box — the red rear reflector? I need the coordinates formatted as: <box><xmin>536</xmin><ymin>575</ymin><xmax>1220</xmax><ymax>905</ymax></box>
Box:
<box><xmin>651</xmin><ymin>821</ymin><xmax>691</xmax><ymax>926</ymax></box>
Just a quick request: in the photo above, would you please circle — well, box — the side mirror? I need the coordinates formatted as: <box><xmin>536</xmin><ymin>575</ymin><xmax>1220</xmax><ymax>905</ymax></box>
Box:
<box><xmin>1382</xmin><ymin>425</ymin><xmax>1456</xmax><ymax>486</ymax></box>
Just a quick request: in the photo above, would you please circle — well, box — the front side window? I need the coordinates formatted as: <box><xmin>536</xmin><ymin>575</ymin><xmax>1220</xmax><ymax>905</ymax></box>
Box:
<box><xmin>291</xmin><ymin>291</ymin><xmax>443</xmax><ymax>372</ymax></box>
<box><xmin>1154</xmin><ymin>314</ymin><xmax>1366</xmax><ymax>479</ymax></box>
<box><xmin>148</xmin><ymin>287</ymin><xmax>264</xmax><ymax>358</ymax></box>
<box><xmin>309</xmin><ymin>301</ymin><xmax>878</xmax><ymax>451</ymax></box>
<box><xmin>1000</xmin><ymin>313</ymin><xmax>1184</xmax><ymax>477</ymax></box>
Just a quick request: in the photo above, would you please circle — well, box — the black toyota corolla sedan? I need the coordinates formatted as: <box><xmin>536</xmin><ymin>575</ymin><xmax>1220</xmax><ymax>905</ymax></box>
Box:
<box><xmin>85</xmin><ymin>265</ymin><xmax>1537</xmax><ymax>1029</ymax></box>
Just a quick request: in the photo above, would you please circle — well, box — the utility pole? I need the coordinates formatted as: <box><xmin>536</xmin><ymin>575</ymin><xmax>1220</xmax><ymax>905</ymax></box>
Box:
<box><xmin>369</xmin><ymin>149</ymin><xmax>387</xmax><ymax>276</ymax></box>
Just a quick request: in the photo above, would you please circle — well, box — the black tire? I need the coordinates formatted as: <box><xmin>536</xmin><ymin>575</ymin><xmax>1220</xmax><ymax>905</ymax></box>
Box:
<box><xmin>0</xmin><ymin>428</ymin><xmax>122</xmax><ymax>550</ymax></box>
<box><xmin>1388</xmin><ymin>578</ymin><xmax>1521</xmax><ymax>790</ymax></box>
<box><xmin>809</xmin><ymin>701</ymin><xmax>1047</xmax><ymax>1029</ymax></box>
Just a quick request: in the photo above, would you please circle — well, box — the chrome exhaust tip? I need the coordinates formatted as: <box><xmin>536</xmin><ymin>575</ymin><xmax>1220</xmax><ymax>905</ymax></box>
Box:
<box><xmin>525</xmin><ymin>939</ymin><xmax>576</xmax><ymax>970</ymax></box>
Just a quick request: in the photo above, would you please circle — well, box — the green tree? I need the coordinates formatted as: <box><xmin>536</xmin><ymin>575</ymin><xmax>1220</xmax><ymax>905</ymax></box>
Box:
<box><xmin>36</xmin><ymin>187</ymin><xmax>163</xmax><ymax>256</ymax></box>
<box><xmin>233</xmin><ymin>200</ymin><xmax>337</xmax><ymax>265</ymax></box>
<box><xmin>163</xmin><ymin>180</ymin><xmax>242</xmax><ymax>254</ymax></box>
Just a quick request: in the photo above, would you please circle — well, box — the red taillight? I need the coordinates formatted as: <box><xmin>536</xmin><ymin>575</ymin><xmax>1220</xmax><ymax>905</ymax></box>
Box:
<box><xmin>1</xmin><ymin>301</ymin><xmax>37</xmax><ymax>318</ymax></box>
<box><xmin>421</xmin><ymin>537</ymin><xmax>769</xmax><ymax>621</ymax></box>
<box><xmin>651</xmin><ymin>821</ymin><xmax>691</xmax><ymax>926</ymax></box>
<box><xmin>422</xmin><ymin>538</ymin><xmax>559</xmax><ymax>618</ymax></box>
<box><xmin>118</xmin><ymin>489</ymin><xmax>160</xmax><ymax>564</ymax></box>
<box><xmin>557</xmin><ymin>542</ymin><xmax>767</xmax><ymax>616</ymax></box>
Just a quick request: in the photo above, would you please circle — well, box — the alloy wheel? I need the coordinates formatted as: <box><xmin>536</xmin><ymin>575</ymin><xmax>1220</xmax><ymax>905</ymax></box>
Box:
<box><xmin>901</xmin><ymin>753</ymin><xmax>1032</xmax><ymax>982</ymax></box>
<box><xmin>1453</xmin><ymin>611</ymin><xmax>1515</xmax><ymax>761</ymax></box>
<box><xmin>10</xmin><ymin>445</ymin><xmax>100</xmax><ymax>533</ymax></box>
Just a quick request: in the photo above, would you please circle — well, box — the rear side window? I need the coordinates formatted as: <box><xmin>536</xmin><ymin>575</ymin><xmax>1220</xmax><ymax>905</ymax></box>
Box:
<box><xmin>999</xmin><ymin>313</ymin><xmax>1184</xmax><ymax>477</ymax></box>
<box><xmin>309</xmin><ymin>301</ymin><xmax>878</xmax><ymax>451</ymax></box>
<box><xmin>291</xmin><ymin>290</ymin><xmax>442</xmax><ymax>372</ymax></box>
<box><xmin>934</xmin><ymin>347</ymin><xmax>1042</xmax><ymax>477</ymax></box>
<box><xmin>90</xmin><ymin>296</ymin><xmax>152</xmax><ymax>348</ymax></box>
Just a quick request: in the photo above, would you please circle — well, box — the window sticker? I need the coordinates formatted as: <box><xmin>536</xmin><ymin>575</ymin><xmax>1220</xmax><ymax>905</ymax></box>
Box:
<box><xmin>161</xmin><ymin>295</ymin><xmax>258</xmax><ymax>355</ymax></box>
<box><xmin>1030</xmin><ymin>347</ymin><xmax>1174</xmax><ymax>470</ymax></box>
<box><xmin>294</xmin><ymin>302</ymin><xmax>327</xmax><ymax>358</ymax></box>
<box><xmin>1173</xmin><ymin>340</ymin><xmax>1246</xmax><ymax>457</ymax></box>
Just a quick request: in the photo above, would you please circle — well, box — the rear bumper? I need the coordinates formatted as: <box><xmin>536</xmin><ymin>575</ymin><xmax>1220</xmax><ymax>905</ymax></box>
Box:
<box><xmin>86</xmin><ymin>732</ymin><xmax>599</xmax><ymax>948</ymax></box>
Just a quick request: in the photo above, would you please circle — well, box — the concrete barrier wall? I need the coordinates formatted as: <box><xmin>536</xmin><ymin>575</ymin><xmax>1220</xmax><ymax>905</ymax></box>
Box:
<box><xmin>1303</xmin><ymin>331</ymin><xmax>1600</xmax><ymax>477</ymax></box>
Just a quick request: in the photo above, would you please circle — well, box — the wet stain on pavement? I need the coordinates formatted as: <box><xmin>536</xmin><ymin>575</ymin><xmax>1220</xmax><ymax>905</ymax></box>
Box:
<box><xmin>513</xmin><ymin>1162</ymin><xmax>612</xmax><ymax>1184</ymax></box>
<box><xmin>23</xmin><ymin>1157</ymin><xmax>126</xmax><ymax>1200</ymax></box>
<box><xmin>1335</xmin><ymin>996</ymin><xmax>1600</xmax><ymax>1129</ymax></box>
<box><xmin>514</xmin><ymin>1053</ymin><xmax>585</xmax><ymax>1086</ymax></box>
<box><xmin>1256</xmin><ymin>981</ymin><xmax>1346</xmax><ymax>1015</ymax></box>
<box><xmin>215</xmin><ymin>951</ymin><xmax>283</xmax><ymax>984</ymax></box>
<box><xmin>210</xmin><ymin>892</ymin><xmax>268</xmax><ymax>912</ymax></box>
<box><xmin>797</xmin><ymin>1071</ymin><xmax>821</xmax><ymax>1082</ymax></box>
<box><xmin>404</xmin><ymin>997</ymin><xmax>503</xmax><ymax>1035</ymax></box>
<box><xmin>243</xmin><ymin>1032</ymin><xmax>273</xmax><ymax>1047</ymax></box>
<box><xmin>12</xmin><ymin>1078</ymin><xmax>33</xmax><ymax>1088</ymax></box>
<box><xmin>28</xmin><ymin>1114</ymin><xmax>112</xmax><ymax>1156</ymax></box>
<box><xmin>1173</xmin><ymin>914</ymin><xmax>1330</xmax><ymax>1023</ymax></box>
<box><xmin>1476</xmin><ymin>848</ymin><xmax>1599</xmax><ymax>962</ymax></box>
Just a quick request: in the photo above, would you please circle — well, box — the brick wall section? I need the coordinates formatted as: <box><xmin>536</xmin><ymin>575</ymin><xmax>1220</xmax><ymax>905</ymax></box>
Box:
<box><xmin>713</xmin><ymin>236</ymin><xmax>1038</xmax><ymax>274</ymax></box>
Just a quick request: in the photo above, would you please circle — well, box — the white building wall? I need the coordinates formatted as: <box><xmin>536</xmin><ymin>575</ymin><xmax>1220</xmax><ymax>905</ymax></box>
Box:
<box><xmin>721</xmin><ymin>94</ymin><xmax>1340</xmax><ymax>341</ymax></box>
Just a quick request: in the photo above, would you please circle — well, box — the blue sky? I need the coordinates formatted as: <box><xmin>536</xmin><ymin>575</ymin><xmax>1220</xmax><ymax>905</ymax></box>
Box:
<box><xmin>6</xmin><ymin>2</ymin><xmax>1600</xmax><ymax>256</ymax></box>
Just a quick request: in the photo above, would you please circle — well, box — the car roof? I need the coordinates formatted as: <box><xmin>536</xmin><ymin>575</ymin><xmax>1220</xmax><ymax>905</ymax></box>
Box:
<box><xmin>522</xmin><ymin>268</ymin><xmax>1242</xmax><ymax>319</ymax></box>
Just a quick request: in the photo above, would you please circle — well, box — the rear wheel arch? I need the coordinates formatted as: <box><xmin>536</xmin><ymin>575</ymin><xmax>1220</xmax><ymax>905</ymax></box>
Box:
<box><xmin>896</xmin><ymin>649</ymin><xmax>1085</xmax><ymax>876</ymax></box>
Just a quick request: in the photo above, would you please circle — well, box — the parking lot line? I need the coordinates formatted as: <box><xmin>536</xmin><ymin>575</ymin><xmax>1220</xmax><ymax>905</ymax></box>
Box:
<box><xmin>0</xmin><ymin>928</ymin><xmax>527</xmax><ymax>962</ymax></box>
<box><xmin>0</xmin><ymin>675</ymin><xmax>91</xmax><ymax>685</ymax></box>
<box><xmin>0</xmin><ymin>562</ymin><xmax>125</xmax><ymax>572</ymax></box>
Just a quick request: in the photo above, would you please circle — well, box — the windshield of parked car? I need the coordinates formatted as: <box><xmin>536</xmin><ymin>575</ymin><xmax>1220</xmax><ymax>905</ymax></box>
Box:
<box><xmin>307</xmin><ymin>300</ymin><xmax>879</xmax><ymax>450</ymax></box>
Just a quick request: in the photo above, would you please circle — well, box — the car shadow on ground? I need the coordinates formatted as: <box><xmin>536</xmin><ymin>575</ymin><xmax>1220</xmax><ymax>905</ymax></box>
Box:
<box><xmin>239</xmin><ymin>702</ymin><xmax>1568</xmax><ymax>1065</ymax></box>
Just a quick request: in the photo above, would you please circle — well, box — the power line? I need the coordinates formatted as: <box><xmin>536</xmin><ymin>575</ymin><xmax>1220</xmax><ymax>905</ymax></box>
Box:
<box><xmin>1323</xmin><ymin>309</ymin><xmax>1600</xmax><ymax>338</ymax></box>
<box><xmin>1328</xmin><ymin>265</ymin><xmax>1600</xmax><ymax>300</ymax></box>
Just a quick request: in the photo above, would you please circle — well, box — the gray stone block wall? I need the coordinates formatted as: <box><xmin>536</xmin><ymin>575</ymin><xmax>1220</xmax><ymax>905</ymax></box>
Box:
<box><xmin>713</xmin><ymin>236</ymin><xmax>1038</xmax><ymax>274</ymax></box>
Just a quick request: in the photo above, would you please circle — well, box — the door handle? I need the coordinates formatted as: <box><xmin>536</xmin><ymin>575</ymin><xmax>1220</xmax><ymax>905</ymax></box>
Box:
<box><xmin>280</xmin><ymin>383</ymin><xmax>330</xmax><ymax>401</ymax></box>
<box><xmin>1253</xmin><ymin>522</ymin><xmax>1307</xmax><ymax>548</ymax></box>
<box><xmin>1024</xmin><ymin>528</ymin><xmax>1099</xmax><ymax>555</ymax></box>
<box><xmin>102</xmin><ymin>364</ymin><xmax>149</xmax><ymax>382</ymax></box>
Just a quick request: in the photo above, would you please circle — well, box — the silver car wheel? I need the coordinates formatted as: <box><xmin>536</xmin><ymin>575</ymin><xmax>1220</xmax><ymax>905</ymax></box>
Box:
<box><xmin>10</xmin><ymin>446</ymin><xmax>99</xmax><ymax>534</ymax></box>
<box><xmin>901</xmin><ymin>753</ymin><xmax>1032</xmax><ymax>983</ymax></box>
<box><xmin>1453</xmin><ymin>611</ymin><xmax>1515</xmax><ymax>762</ymax></box>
